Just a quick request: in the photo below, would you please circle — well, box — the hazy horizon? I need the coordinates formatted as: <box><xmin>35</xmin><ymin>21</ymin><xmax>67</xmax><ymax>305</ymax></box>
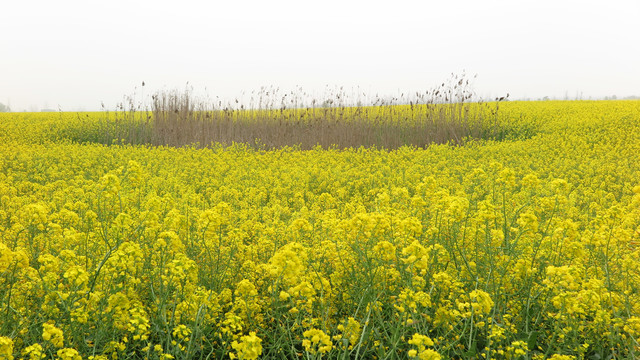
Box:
<box><xmin>2</xmin><ymin>0</ymin><xmax>639</xmax><ymax>112</ymax></box>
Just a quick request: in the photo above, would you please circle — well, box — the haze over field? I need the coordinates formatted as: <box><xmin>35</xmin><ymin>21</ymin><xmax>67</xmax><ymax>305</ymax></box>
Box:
<box><xmin>1</xmin><ymin>0</ymin><xmax>639</xmax><ymax>111</ymax></box>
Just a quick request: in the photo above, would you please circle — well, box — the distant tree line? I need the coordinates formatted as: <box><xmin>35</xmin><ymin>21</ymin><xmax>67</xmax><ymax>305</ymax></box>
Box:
<box><xmin>0</xmin><ymin>103</ymin><xmax>11</xmax><ymax>112</ymax></box>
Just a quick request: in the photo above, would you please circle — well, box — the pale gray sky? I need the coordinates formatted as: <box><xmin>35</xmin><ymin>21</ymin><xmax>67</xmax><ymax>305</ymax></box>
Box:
<box><xmin>2</xmin><ymin>0</ymin><xmax>639</xmax><ymax>111</ymax></box>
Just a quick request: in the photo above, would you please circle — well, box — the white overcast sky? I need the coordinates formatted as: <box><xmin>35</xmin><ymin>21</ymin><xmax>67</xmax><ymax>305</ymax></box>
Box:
<box><xmin>1</xmin><ymin>0</ymin><xmax>639</xmax><ymax>111</ymax></box>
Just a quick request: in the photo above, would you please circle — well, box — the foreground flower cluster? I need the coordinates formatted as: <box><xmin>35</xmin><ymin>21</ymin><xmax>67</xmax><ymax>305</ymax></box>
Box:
<box><xmin>1</xmin><ymin>100</ymin><xmax>639</xmax><ymax>359</ymax></box>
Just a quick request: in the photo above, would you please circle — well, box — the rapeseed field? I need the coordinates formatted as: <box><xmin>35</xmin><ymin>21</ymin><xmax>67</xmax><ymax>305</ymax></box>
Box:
<box><xmin>1</xmin><ymin>100</ymin><xmax>639</xmax><ymax>359</ymax></box>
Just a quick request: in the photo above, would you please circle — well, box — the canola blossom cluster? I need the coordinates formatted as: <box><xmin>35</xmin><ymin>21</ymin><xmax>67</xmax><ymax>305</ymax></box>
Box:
<box><xmin>0</xmin><ymin>100</ymin><xmax>639</xmax><ymax>359</ymax></box>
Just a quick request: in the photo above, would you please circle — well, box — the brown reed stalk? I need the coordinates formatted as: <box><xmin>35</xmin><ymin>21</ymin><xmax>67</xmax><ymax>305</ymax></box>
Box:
<box><xmin>98</xmin><ymin>73</ymin><xmax>508</xmax><ymax>150</ymax></box>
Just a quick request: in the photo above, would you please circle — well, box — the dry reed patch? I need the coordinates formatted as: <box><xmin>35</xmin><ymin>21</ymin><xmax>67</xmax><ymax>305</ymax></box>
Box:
<box><xmin>93</xmin><ymin>73</ymin><xmax>510</xmax><ymax>149</ymax></box>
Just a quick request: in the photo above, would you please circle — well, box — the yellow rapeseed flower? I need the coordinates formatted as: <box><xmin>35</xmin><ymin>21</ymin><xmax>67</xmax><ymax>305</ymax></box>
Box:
<box><xmin>0</xmin><ymin>337</ymin><xmax>14</xmax><ymax>360</ymax></box>
<box><xmin>56</xmin><ymin>348</ymin><xmax>82</xmax><ymax>360</ymax></box>
<box><xmin>42</xmin><ymin>323</ymin><xmax>64</xmax><ymax>348</ymax></box>
<box><xmin>230</xmin><ymin>332</ymin><xmax>263</xmax><ymax>360</ymax></box>
<box><xmin>407</xmin><ymin>333</ymin><xmax>440</xmax><ymax>360</ymax></box>
<box><xmin>302</xmin><ymin>329</ymin><xmax>332</xmax><ymax>355</ymax></box>
<box><xmin>21</xmin><ymin>344</ymin><xmax>45</xmax><ymax>360</ymax></box>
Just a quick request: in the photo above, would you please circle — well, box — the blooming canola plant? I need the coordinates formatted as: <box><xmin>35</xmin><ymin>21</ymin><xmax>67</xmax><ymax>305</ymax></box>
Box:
<box><xmin>0</xmin><ymin>100</ymin><xmax>640</xmax><ymax>359</ymax></box>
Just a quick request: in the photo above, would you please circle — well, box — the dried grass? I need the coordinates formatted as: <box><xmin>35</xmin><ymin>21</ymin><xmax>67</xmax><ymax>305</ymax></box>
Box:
<box><xmin>97</xmin><ymin>73</ymin><xmax>508</xmax><ymax>150</ymax></box>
